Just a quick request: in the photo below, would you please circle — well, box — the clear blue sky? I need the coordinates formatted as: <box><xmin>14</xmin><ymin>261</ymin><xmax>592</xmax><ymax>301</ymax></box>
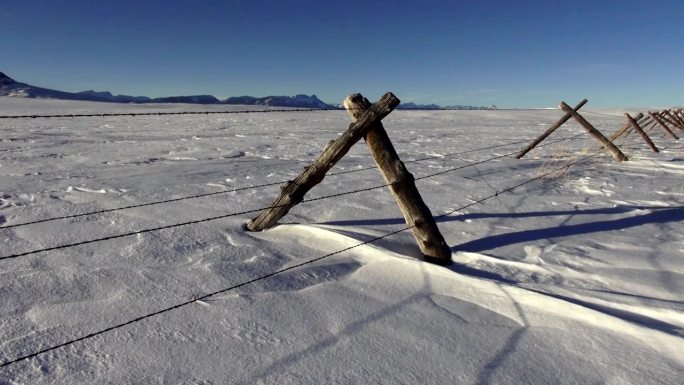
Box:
<box><xmin>1</xmin><ymin>0</ymin><xmax>682</xmax><ymax>107</ymax></box>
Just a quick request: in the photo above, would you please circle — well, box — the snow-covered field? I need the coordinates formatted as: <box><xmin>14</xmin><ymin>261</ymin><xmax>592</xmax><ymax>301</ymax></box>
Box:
<box><xmin>1</xmin><ymin>97</ymin><xmax>682</xmax><ymax>384</ymax></box>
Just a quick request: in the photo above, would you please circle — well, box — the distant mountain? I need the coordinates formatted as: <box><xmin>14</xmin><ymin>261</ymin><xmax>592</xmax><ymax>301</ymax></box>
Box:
<box><xmin>150</xmin><ymin>95</ymin><xmax>220</xmax><ymax>104</ymax></box>
<box><xmin>77</xmin><ymin>90</ymin><xmax>151</xmax><ymax>103</ymax></box>
<box><xmin>0</xmin><ymin>71</ymin><xmax>336</xmax><ymax>108</ymax></box>
<box><xmin>0</xmin><ymin>71</ymin><xmax>493</xmax><ymax>110</ymax></box>
<box><xmin>397</xmin><ymin>103</ymin><xmax>442</xmax><ymax>110</ymax></box>
<box><xmin>223</xmin><ymin>94</ymin><xmax>332</xmax><ymax>109</ymax></box>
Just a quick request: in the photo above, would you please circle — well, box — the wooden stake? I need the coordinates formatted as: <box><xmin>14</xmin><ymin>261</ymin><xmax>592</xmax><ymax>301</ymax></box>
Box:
<box><xmin>515</xmin><ymin>99</ymin><xmax>588</xmax><ymax>159</ymax></box>
<box><xmin>609</xmin><ymin>113</ymin><xmax>645</xmax><ymax>142</ymax></box>
<box><xmin>665</xmin><ymin>110</ymin><xmax>684</xmax><ymax>128</ymax></box>
<box><xmin>246</xmin><ymin>93</ymin><xmax>401</xmax><ymax>231</ymax></box>
<box><xmin>345</xmin><ymin>94</ymin><xmax>451</xmax><ymax>264</ymax></box>
<box><xmin>560</xmin><ymin>102</ymin><xmax>628</xmax><ymax>161</ymax></box>
<box><xmin>676</xmin><ymin>109</ymin><xmax>684</xmax><ymax>124</ymax></box>
<box><xmin>659</xmin><ymin>111</ymin><xmax>683</xmax><ymax>131</ymax></box>
<box><xmin>648</xmin><ymin>112</ymin><xmax>679</xmax><ymax>139</ymax></box>
<box><xmin>625</xmin><ymin>113</ymin><xmax>658</xmax><ymax>152</ymax></box>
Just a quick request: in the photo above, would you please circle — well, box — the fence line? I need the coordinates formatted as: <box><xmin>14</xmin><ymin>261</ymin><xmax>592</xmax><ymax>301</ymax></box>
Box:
<box><xmin>0</xmin><ymin>135</ymin><xmax>585</xmax><ymax>230</ymax></box>
<box><xmin>0</xmin><ymin>143</ymin><xmax>611</xmax><ymax>370</ymax></box>
<box><xmin>0</xmin><ymin>108</ymin><xmax>332</xmax><ymax>120</ymax></box>
<box><xmin>2</xmin><ymin>100</ymin><xmax>679</xmax><ymax>370</ymax></box>
<box><xmin>0</xmin><ymin>134</ymin><xmax>588</xmax><ymax>262</ymax></box>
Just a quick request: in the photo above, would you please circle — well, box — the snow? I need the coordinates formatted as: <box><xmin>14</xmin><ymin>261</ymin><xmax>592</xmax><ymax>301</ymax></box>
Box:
<box><xmin>1</xmin><ymin>97</ymin><xmax>682</xmax><ymax>384</ymax></box>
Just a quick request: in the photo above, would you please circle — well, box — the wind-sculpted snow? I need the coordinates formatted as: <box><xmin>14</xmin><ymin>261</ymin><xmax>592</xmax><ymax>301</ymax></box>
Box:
<box><xmin>0</xmin><ymin>97</ymin><xmax>682</xmax><ymax>384</ymax></box>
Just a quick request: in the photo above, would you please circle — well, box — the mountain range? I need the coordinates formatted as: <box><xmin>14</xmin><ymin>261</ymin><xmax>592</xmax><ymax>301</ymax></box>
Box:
<box><xmin>0</xmin><ymin>72</ymin><xmax>334</xmax><ymax>109</ymax></box>
<box><xmin>0</xmin><ymin>71</ymin><xmax>493</xmax><ymax>110</ymax></box>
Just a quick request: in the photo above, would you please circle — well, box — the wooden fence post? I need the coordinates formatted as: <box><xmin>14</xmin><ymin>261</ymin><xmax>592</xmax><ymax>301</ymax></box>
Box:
<box><xmin>648</xmin><ymin>112</ymin><xmax>679</xmax><ymax>139</ymax></box>
<box><xmin>246</xmin><ymin>93</ymin><xmax>401</xmax><ymax>231</ymax></box>
<box><xmin>666</xmin><ymin>109</ymin><xmax>684</xmax><ymax>128</ymax></box>
<box><xmin>344</xmin><ymin>94</ymin><xmax>451</xmax><ymax>264</ymax></box>
<box><xmin>676</xmin><ymin>109</ymin><xmax>684</xmax><ymax>124</ymax></box>
<box><xmin>625</xmin><ymin>113</ymin><xmax>658</xmax><ymax>152</ymax></box>
<box><xmin>608</xmin><ymin>113</ymin><xmax>645</xmax><ymax>142</ymax></box>
<box><xmin>559</xmin><ymin>102</ymin><xmax>628</xmax><ymax>161</ymax></box>
<box><xmin>659</xmin><ymin>111</ymin><xmax>684</xmax><ymax>131</ymax></box>
<box><xmin>515</xmin><ymin>99</ymin><xmax>588</xmax><ymax>159</ymax></box>
<box><xmin>673</xmin><ymin>109</ymin><xmax>684</xmax><ymax>126</ymax></box>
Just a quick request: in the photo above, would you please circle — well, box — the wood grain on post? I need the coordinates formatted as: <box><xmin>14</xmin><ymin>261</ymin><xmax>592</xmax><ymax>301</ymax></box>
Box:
<box><xmin>345</xmin><ymin>94</ymin><xmax>451</xmax><ymax>264</ymax></box>
<box><xmin>246</xmin><ymin>92</ymin><xmax>401</xmax><ymax>231</ymax></box>
<box><xmin>648</xmin><ymin>112</ymin><xmax>679</xmax><ymax>139</ymax></box>
<box><xmin>515</xmin><ymin>99</ymin><xmax>588</xmax><ymax>159</ymax></box>
<box><xmin>560</xmin><ymin>102</ymin><xmax>628</xmax><ymax>161</ymax></box>
<box><xmin>608</xmin><ymin>113</ymin><xmax>645</xmax><ymax>142</ymax></box>
<box><xmin>625</xmin><ymin>113</ymin><xmax>658</xmax><ymax>152</ymax></box>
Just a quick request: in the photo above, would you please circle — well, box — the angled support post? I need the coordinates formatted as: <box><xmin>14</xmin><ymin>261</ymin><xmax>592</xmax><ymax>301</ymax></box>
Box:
<box><xmin>676</xmin><ymin>109</ymin><xmax>684</xmax><ymax>124</ymax></box>
<box><xmin>560</xmin><ymin>102</ymin><xmax>628</xmax><ymax>161</ymax></box>
<box><xmin>665</xmin><ymin>109</ymin><xmax>684</xmax><ymax>129</ymax></box>
<box><xmin>648</xmin><ymin>112</ymin><xmax>679</xmax><ymax>139</ymax></box>
<box><xmin>345</xmin><ymin>94</ymin><xmax>451</xmax><ymax>264</ymax></box>
<box><xmin>625</xmin><ymin>113</ymin><xmax>658</xmax><ymax>152</ymax></box>
<box><xmin>246</xmin><ymin>93</ymin><xmax>401</xmax><ymax>231</ymax></box>
<box><xmin>515</xmin><ymin>99</ymin><xmax>588</xmax><ymax>159</ymax></box>
<box><xmin>659</xmin><ymin>111</ymin><xmax>684</xmax><ymax>131</ymax></box>
<box><xmin>609</xmin><ymin>113</ymin><xmax>645</xmax><ymax>142</ymax></box>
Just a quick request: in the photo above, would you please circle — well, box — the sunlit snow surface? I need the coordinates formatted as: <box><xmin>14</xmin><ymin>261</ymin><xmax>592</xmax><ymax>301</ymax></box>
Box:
<box><xmin>1</xmin><ymin>98</ymin><xmax>682</xmax><ymax>384</ymax></box>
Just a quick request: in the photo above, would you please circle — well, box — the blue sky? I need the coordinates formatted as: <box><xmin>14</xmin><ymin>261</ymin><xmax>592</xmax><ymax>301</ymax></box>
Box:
<box><xmin>1</xmin><ymin>0</ymin><xmax>682</xmax><ymax>107</ymax></box>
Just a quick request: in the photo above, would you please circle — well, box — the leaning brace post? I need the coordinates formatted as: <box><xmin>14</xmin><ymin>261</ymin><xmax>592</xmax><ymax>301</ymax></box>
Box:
<box><xmin>659</xmin><ymin>111</ymin><xmax>683</xmax><ymax>131</ymax></box>
<box><xmin>641</xmin><ymin>117</ymin><xmax>659</xmax><ymax>134</ymax></box>
<box><xmin>676</xmin><ymin>109</ymin><xmax>684</xmax><ymax>125</ymax></box>
<box><xmin>560</xmin><ymin>102</ymin><xmax>628</xmax><ymax>161</ymax></box>
<box><xmin>345</xmin><ymin>94</ymin><xmax>451</xmax><ymax>264</ymax></box>
<box><xmin>246</xmin><ymin>93</ymin><xmax>401</xmax><ymax>231</ymax></box>
<box><xmin>609</xmin><ymin>113</ymin><xmax>645</xmax><ymax>142</ymax></box>
<box><xmin>515</xmin><ymin>99</ymin><xmax>588</xmax><ymax>159</ymax></box>
<box><xmin>665</xmin><ymin>109</ymin><xmax>684</xmax><ymax>129</ymax></box>
<box><xmin>625</xmin><ymin>113</ymin><xmax>658</xmax><ymax>152</ymax></box>
<box><xmin>648</xmin><ymin>112</ymin><xmax>679</xmax><ymax>139</ymax></box>
<box><xmin>673</xmin><ymin>109</ymin><xmax>684</xmax><ymax>126</ymax></box>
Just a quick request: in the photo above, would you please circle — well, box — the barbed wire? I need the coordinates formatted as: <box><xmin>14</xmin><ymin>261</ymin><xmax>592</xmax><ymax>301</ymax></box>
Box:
<box><xmin>0</xmin><ymin>142</ymin><xmax>609</xmax><ymax>370</ymax></box>
<box><xmin>1</xmin><ymin>135</ymin><xmax>585</xmax><ymax>230</ymax></box>
<box><xmin>0</xmin><ymin>107</ymin><xmax>552</xmax><ymax>120</ymax></box>
<box><xmin>0</xmin><ymin>133</ymin><xmax>588</xmax><ymax>261</ymax></box>
<box><xmin>0</xmin><ymin>108</ymin><xmax>335</xmax><ymax>120</ymax></box>
<box><xmin>579</xmin><ymin>110</ymin><xmax>630</xmax><ymax>118</ymax></box>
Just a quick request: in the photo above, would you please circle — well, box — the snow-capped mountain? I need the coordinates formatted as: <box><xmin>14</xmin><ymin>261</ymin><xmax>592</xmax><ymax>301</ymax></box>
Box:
<box><xmin>223</xmin><ymin>94</ymin><xmax>332</xmax><ymax>109</ymax></box>
<box><xmin>0</xmin><ymin>71</ymin><xmax>335</xmax><ymax>108</ymax></box>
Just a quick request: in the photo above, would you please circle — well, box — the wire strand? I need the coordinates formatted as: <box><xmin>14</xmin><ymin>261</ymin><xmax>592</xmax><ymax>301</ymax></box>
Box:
<box><xmin>0</xmin><ymin>133</ymin><xmax>586</xmax><ymax>262</ymax></box>
<box><xmin>0</xmin><ymin>143</ymin><xmax>607</xmax><ymax>369</ymax></box>
<box><xmin>1</xmin><ymin>136</ymin><xmax>571</xmax><ymax>230</ymax></box>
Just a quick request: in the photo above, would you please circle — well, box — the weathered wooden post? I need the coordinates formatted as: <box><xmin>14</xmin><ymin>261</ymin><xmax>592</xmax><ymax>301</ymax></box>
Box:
<box><xmin>659</xmin><ymin>111</ymin><xmax>683</xmax><ymax>131</ymax></box>
<box><xmin>515</xmin><ymin>99</ymin><xmax>588</xmax><ymax>159</ymax></box>
<box><xmin>665</xmin><ymin>109</ymin><xmax>684</xmax><ymax>129</ymax></box>
<box><xmin>344</xmin><ymin>94</ymin><xmax>451</xmax><ymax>264</ymax></box>
<box><xmin>608</xmin><ymin>113</ymin><xmax>645</xmax><ymax>142</ymax></box>
<box><xmin>676</xmin><ymin>109</ymin><xmax>684</xmax><ymax>125</ymax></box>
<box><xmin>246</xmin><ymin>93</ymin><xmax>401</xmax><ymax>231</ymax></box>
<box><xmin>625</xmin><ymin>113</ymin><xmax>658</xmax><ymax>152</ymax></box>
<box><xmin>648</xmin><ymin>112</ymin><xmax>679</xmax><ymax>139</ymax></box>
<box><xmin>559</xmin><ymin>102</ymin><xmax>628</xmax><ymax>161</ymax></box>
